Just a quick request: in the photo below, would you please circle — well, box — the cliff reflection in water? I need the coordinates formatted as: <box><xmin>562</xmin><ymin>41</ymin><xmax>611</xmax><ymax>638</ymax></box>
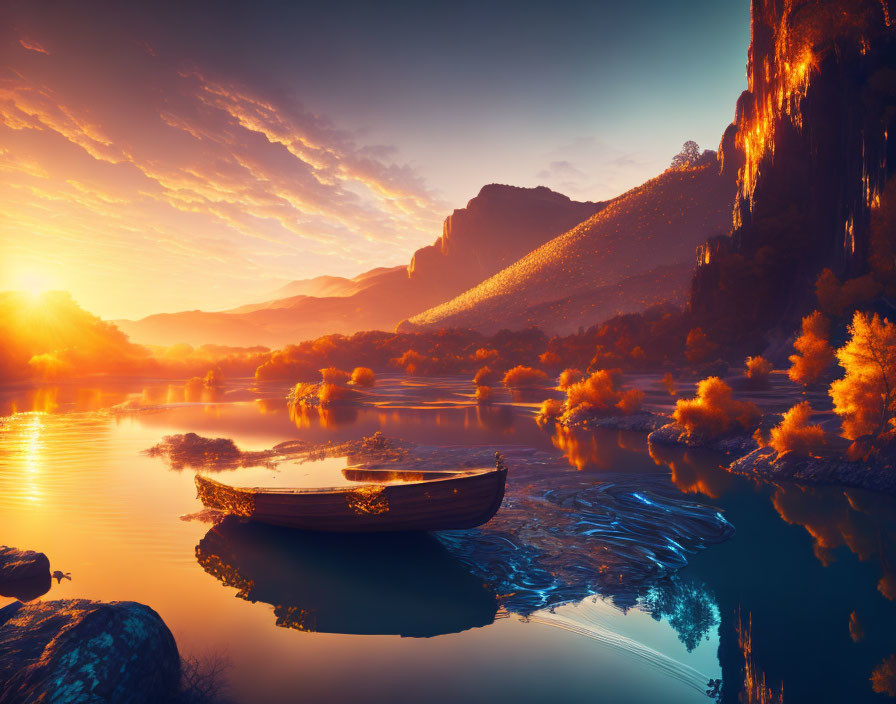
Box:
<box><xmin>196</xmin><ymin>517</ymin><xmax>499</xmax><ymax>637</ymax></box>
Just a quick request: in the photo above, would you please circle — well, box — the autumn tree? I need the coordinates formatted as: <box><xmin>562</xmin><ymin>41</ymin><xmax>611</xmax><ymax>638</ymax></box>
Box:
<box><xmin>788</xmin><ymin>311</ymin><xmax>835</xmax><ymax>386</ymax></box>
<box><xmin>671</xmin><ymin>141</ymin><xmax>701</xmax><ymax>169</ymax></box>
<box><xmin>829</xmin><ymin>311</ymin><xmax>896</xmax><ymax>441</ymax></box>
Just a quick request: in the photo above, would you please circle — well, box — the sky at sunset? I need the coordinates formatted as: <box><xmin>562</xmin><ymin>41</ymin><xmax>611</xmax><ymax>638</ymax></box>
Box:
<box><xmin>0</xmin><ymin>0</ymin><xmax>750</xmax><ymax>319</ymax></box>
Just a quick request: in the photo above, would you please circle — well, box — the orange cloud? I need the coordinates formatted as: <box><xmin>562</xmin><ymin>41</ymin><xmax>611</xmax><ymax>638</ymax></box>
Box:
<box><xmin>18</xmin><ymin>37</ymin><xmax>49</xmax><ymax>55</ymax></box>
<box><xmin>0</xmin><ymin>11</ymin><xmax>445</xmax><ymax>318</ymax></box>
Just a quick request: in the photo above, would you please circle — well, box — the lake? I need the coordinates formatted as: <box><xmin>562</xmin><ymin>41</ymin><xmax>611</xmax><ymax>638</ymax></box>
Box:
<box><xmin>1</xmin><ymin>376</ymin><xmax>895</xmax><ymax>703</ymax></box>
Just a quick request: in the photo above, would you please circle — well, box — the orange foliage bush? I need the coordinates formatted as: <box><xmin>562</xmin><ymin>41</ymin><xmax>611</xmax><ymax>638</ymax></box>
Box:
<box><xmin>470</xmin><ymin>347</ymin><xmax>499</xmax><ymax>364</ymax></box>
<box><xmin>320</xmin><ymin>367</ymin><xmax>351</xmax><ymax>384</ymax></box>
<box><xmin>350</xmin><ymin>367</ymin><xmax>376</xmax><ymax>387</ymax></box>
<box><xmin>473</xmin><ymin>366</ymin><xmax>499</xmax><ymax>387</ymax></box>
<box><xmin>788</xmin><ymin>311</ymin><xmax>835</xmax><ymax>386</ymax></box>
<box><xmin>289</xmin><ymin>380</ymin><xmax>358</xmax><ymax>407</ymax></box>
<box><xmin>474</xmin><ymin>385</ymin><xmax>492</xmax><ymax>403</ymax></box>
<box><xmin>745</xmin><ymin>355</ymin><xmax>773</xmax><ymax>382</ymax></box>
<box><xmin>615</xmin><ymin>386</ymin><xmax>645</xmax><ymax>414</ymax></box>
<box><xmin>673</xmin><ymin>376</ymin><xmax>761</xmax><ymax>439</ymax></box>
<box><xmin>557</xmin><ymin>368</ymin><xmax>585</xmax><ymax>390</ymax></box>
<box><xmin>502</xmin><ymin>365</ymin><xmax>549</xmax><ymax>389</ymax></box>
<box><xmin>815</xmin><ymin>268</ymin><xmax>881</xmax><ymax>316</ymax></box>
<box><xmin>766</xmin><ymin>402</ymin><xmax>826</xmax><ymax>455</ymax></box>
<box><xmin>536</xmin><ymin>398</ymin><xmax>565</xmax><ymax>423</ymax></box>
<box><xmin>539</xmin><ymin>369</ymin><xmax>644</xmax><ymax>424</ymax></box>
<box><xmin>829</xmin><ymin>311</ymin><xmax>896</xmax><ymax>440</ymax></box>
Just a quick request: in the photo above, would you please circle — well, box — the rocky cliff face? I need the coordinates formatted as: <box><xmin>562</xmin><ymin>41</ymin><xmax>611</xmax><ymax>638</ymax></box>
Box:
<box><xmin>692</xmin><ymin>0</ymin><xmax>896</xmax><ymax>343</ymax></box>
<box><xmin>407</xmin><ymin>184</ymin><xmax>604</xmax><ymax>293</ymax></box>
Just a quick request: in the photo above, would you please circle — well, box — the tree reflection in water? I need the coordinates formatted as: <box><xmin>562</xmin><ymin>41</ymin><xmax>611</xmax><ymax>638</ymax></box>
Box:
<box><xmin>642</xmin><ymin>577</ymin><xmax>719</xmax><ymax>653</ymax></box>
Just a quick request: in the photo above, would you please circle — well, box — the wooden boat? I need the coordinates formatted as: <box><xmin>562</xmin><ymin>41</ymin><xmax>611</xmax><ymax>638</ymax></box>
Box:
<box><xmin>194</xmin><ymin>463</ymin><xmax>508</xmax><ymax>532</ymax></box>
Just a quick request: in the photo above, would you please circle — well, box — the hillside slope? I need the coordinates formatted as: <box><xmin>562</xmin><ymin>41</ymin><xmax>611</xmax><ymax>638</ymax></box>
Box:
<box><xmin>118</xmin><ymin>185</ymin><xmax>603</xmax><ymax>346</ymax></box>
<box><xmin>402</xmin><ymin>161</ymin><xmax>736</xmax><ymax>335</ymax></box>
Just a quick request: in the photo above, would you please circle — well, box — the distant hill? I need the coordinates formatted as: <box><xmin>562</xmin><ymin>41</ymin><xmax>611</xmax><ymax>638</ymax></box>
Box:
<box><xmin>401</xmin><ymin>160</ymin><xmax>736</xmax><ymax>335</ymax></box>
<box><xmin>263</xmin><ymin>266</ymin><xmax>407</xmax><ymax>304</ymax></box>
<box><xmin>227</xmin><ymin>266</ymin><xmax>407</xmax><ymax>315</ymax></box>
<box><xmin>118</xmin><ymin>185</ymin><xmax>604</xmax><ymax>347</ymax></box>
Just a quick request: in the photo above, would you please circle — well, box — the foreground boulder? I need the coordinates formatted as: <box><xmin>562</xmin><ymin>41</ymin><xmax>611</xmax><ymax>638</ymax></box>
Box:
<box><xmin>0</xmin><ymin>599</ymin><xmax>180</xmax><ymax>703</ymax></box>
<box><xmin>0</xmin><ymin>547</ymin><xmax>50</xmax><ymax>585</ymax></box>
<box><xmin>0</xmin><ymin>547</ymin><xmax>51</xmax><ymax>601</ymax></box>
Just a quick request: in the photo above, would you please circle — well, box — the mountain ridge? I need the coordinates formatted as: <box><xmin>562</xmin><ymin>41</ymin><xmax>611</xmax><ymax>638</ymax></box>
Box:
<box><xmin>402</xmin><ymin>159</ymin><xmax>736</xmax><ymax>335</ymax></box>
<box><xmin>117</xmin><ymin>184</ymin><xmax>604</xmax><ymax>346</ymax></box>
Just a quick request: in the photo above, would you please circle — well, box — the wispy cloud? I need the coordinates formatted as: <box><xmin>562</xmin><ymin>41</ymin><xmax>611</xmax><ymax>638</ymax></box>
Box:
<box><xmin>0</xmin><ymin>13</ymin><xmax>445</xmax><ymax>318</ymax></box>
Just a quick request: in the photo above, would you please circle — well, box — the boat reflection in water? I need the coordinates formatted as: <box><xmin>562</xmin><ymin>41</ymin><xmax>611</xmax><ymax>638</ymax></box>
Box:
<box><xmin>195</xmin><ymin>517</ymin><xmax>499</xmax><ymax>637</ymax></box>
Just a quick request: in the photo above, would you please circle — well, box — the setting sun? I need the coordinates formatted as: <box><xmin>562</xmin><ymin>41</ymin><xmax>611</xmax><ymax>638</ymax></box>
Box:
<box><xmin>13</xmin><ymin>270</ymin><xmax>55</xmax><ymax>298</ymax></box>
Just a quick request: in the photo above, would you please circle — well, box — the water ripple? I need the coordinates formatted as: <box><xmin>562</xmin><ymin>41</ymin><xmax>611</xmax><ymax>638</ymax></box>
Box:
<box><xmin>437</xmin><ymin>462</ymin><xmax>734</xmax><ymax>615</ymax></box>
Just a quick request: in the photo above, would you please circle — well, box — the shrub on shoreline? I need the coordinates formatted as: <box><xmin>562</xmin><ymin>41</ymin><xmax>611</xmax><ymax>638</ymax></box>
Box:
<box><xmin>764</xmin><ymin>402</ymin><xmax>826</xmax><ymax>456</ymax></box>
<box><xmin>502</xmin><ymin>365</ymin><xmax>549</xmax><ymax>389</ymax></box>
<box><xmin>673</xmin><ymin>376</ymin><xmax>760</xmax><ymax>439</ymax></box>
<box><xmin>537</xmin><ymin>369</ymin><xmax>643</xmax><ymax>425</ymax></box>
<box><xmin>350</xmin><ymin>367</ymin><xmax>376</xmax><ymax>387</ymax></box>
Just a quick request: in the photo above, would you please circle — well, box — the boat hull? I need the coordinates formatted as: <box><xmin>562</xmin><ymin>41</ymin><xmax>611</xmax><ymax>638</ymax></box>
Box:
<box><xmin>194</xmin><ymin>468</ymin><xmax>507</xmax><ymax>532</ymax></box>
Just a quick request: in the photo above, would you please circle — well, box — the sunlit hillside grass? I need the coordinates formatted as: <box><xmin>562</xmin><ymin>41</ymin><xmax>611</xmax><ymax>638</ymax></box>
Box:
<box><xmin>405</xmin><ymin>161</ymin><xmax>735</xmax><ymax>335</ymax></box>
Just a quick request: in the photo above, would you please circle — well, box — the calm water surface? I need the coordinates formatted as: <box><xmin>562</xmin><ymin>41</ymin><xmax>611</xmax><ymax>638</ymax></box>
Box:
<box><xmin>1</xmin><ymin>377</ymin><xmax>895</xmax><ymax>703</ymax></box>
